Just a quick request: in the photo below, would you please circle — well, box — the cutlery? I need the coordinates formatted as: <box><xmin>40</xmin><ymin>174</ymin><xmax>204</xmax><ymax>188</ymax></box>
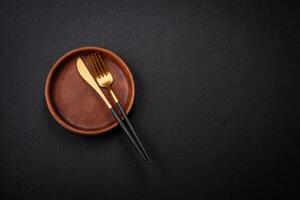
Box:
<box><xmin>88</xmin><ymin>52</ymin><xmax>151</xmax><ymax>163</ymax></box>
<box><xmin>76</xmin><ymin>57</ymin><xmax>147</xmax><ymax>161</ymax></box>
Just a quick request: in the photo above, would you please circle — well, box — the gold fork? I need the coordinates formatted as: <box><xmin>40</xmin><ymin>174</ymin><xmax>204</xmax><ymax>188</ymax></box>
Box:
<box><xmin>88</xmin><ymin>52</ymin><xmax>151</xmax><ymax>163</ymax></box>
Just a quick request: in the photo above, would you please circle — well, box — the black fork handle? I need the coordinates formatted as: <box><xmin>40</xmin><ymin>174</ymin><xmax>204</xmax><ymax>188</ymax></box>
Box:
<box><xmin>116</xmin><ymin>102</ymin><xmax>151</xmax><ymax>163</ymax></box>
<box><xmin>110</xmin><ymin>108</ymin><xmax>147</xmax><ymax>161</ymax></box>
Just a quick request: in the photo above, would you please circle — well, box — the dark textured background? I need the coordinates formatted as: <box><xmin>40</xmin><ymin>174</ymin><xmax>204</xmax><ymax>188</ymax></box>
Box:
<box><xmin>0</xmin><ymin>0</ymin><xmax>299</xmax><ymax>199</ymax></box>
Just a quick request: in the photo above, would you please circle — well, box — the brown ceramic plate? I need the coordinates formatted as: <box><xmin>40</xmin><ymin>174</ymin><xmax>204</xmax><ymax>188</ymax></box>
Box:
<box><xmin>45</xmin><ymin>47</ymin><xmax>135</xmax><ymax>135</ymax></box>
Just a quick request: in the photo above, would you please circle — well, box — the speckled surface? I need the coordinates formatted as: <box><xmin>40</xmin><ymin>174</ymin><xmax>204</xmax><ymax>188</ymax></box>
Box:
<box><xmin>0</xmin><ymin>0</ymin><xmax>298</xmax><ymax>199</ymax></box>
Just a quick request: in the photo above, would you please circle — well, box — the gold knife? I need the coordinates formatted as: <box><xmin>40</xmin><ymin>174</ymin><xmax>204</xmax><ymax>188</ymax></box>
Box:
<box><xmin>76</xmin><ymin>57</ymin><xmax>148</xmax><ymax>162</ymax></box>
<box><xmin>77</xmin><ymin>57</ymin><xmax>112</xmax><ymax>108</ymax></box>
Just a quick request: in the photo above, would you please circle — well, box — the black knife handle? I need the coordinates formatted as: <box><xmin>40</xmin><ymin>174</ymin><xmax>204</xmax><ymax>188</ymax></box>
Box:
<box><xmin>110</xmin><ymin>108</ymin><xmax>147</xmax><ymax>161</ymax></box>
<box><xmin>116</xmin><ymin>102</ymin><xmax>151</xmax><ymax>163</ymax></box>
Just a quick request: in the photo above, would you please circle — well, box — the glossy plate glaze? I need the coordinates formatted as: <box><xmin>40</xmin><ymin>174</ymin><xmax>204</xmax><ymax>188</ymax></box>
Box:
<box><xmin>45</xmin><ymin>47</ymin><xmax>135</xmax><ymax>135</ymax></box>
